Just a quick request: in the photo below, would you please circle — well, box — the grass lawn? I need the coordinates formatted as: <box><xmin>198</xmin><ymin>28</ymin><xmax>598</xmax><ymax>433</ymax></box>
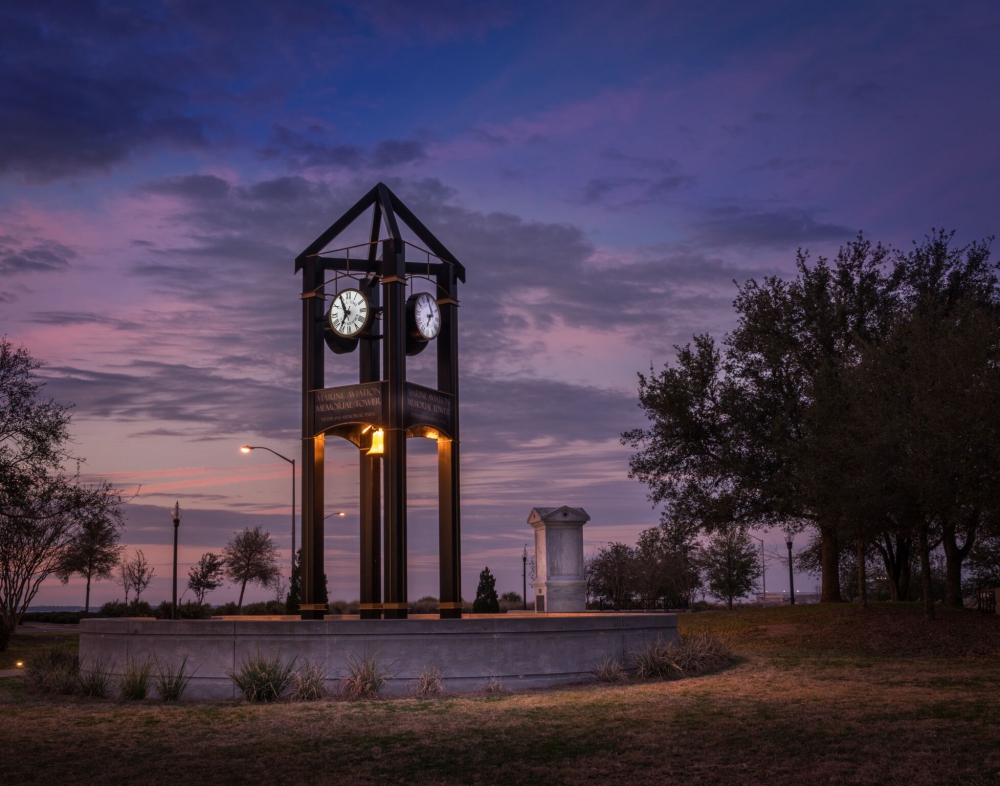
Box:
<box><xmin>2</xmin><ymin>604</ymin><xmax>999</xmax><ymax>785</ymax></box>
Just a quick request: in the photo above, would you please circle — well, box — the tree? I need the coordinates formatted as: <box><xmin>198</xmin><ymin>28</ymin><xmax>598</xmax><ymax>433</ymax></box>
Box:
<box><xmin>472</xmin><ymin>566</ymin><xmax>500</xmax><ymax>613</ymax></box>
<box><xmin>54</xmin><ymin>481</ymin><xmax>126</xmax><ymax>612</ymax></box>
<box><xmin>587</xmin><ymin>543</ymin><xmax>636</xmax><ymax>609</ymax></box>
<box><xmin>0</xmin><ymin>339</ymin><xmax>129</xmax><ymax>632</ymax></box>
<box><xmin>187</xmin><ymin>552</ymin><xmax>225</xmax><ymax>605</ymax></box>
<box><xmin>223</xmin><ymin>526</ymin><xmax>280</xmax><ymax>611</ymax></box>
<box><xmin>700</xmin><ymin>528</ymin><xmax>762</xmax><ymax>610</ymax></box>
<box><xmin>115</xmin><ymin>549</ymin><xmax>154</xmax><ymax>604</ymax></box>
<box><xmin>285</xmin><ymin>548</ymin><xmax>327</xmax><ymax>613</ymax></box>
<box><xmin>500</xmin><ymin>591</ymin><xmax>522</xmax><ymax>604</ymax></box>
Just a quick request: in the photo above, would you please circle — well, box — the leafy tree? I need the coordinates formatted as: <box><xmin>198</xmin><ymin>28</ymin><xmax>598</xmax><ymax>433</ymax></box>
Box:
<box><xmin>285</xmin><ymin>548</ymin><xmax>327</xmax><ymax>613</ymax></box>
<box><xmin>586</xmin><ymin>543</ymin><xmax>636</xmax><ymax>609</ymax></box>
<box><xmin>0</xmin><ymin>339</ymin><xmax>130</xmax><ymax>632</ymax></box>
<box><xmin>472</xmin><ymin>566</ymin><xmax>500</xmax><ymax>614</ymax></box>
<box><xmin>223</xmin><ymin>526</ymin><xmax>280</xmax><ymax>611</ymax></box>
<box><xmin>54</xmin><ymin>485</ymin><xmax>125</xmax><ymax>612</ymax></box>
<box><xmin>187</xmin><ymin>552</ymin><xmax>225</xmax><ymax>605</ymax></box>
<box><xmin>500</xmin><ymin>591</ymin><xmax>522</xmax><ymax>604</ymax></box>
<box><xmin>699</xmin><ymin>528</ymin><xmax>762</xmax><ymax>610</ymax></box>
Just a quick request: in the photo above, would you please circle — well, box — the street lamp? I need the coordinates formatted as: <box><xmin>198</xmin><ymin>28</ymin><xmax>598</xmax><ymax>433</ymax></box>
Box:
<box><xmin>522</xmin><ymin>545</ymin><xmax>528</xmax><ymax>611</ymax></box>
<box><xmin>785</xmin><ymin>530</ymin><xmax>796</xmax><ymax>606</ymax></box>
<box><xmin>171</xmin><ymin>501</ymin><xmax>182</xmax><ymax>620</ymax></box>
<box><xmin>240</xmin><ymin>445</ymin><xmax>296</xmax><ymax>578</ymax></box>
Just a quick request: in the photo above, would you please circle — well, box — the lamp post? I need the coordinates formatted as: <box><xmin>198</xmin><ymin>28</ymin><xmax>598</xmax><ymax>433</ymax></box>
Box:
<box><xmin>171</xmin><ymin>501</ymin><xmax>182</xmax><ymax>620</ymax></box>
<box><xmin>785</xmin><ymin>530</ymin><xmax>796</xmax><ymax>606</ymax></box>
<box><xmin>749</xmin><ymin>533</ymin><xmax>766</xmax><ymax>607</ymax></box>
<box><xmin>240</xmin><ymin>445</ymin><xmax>296</xmax><ymax>577</ymax></box>
<box><xmin>522</xmin><ymin>545</ymin><xmax>528</xmax><ymax>611</ymax></box>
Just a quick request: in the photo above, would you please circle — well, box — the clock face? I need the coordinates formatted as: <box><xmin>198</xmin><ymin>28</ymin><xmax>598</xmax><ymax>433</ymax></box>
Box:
<box><xmin>328</xmin><ymin>288</ymin><xmax>370</xmax><ymax>338</ymax></box>
<box><xmin>412</xmin><ymin>292</ymin><xmax>441</xmax><ymax>340</ymax></box>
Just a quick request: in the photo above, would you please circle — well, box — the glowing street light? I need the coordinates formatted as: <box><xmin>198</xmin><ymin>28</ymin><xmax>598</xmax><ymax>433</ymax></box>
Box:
<box><xmin>240</xmin><ymin>445</ymin><xmax>296</xmax><ymax>577</ymax></box>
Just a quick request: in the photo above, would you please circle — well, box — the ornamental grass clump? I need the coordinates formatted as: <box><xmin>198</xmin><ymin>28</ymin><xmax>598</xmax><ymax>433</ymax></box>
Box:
<box><xmin>154</xmin><ymin>655</ymin><xmax>193</xmax><ymax>701</ymax></box>
<box><xmin>341</xmin><ymin>653</ymin><xmax>389</xmax><ymax>700</ymax></box>
<box><xmin>119</xmin><ymin>656</ymin><xmax>153</xmax><ymax>700</ymax></box>
<box><xmin>228</xmin><ymin>649</ymin><xmax>296</xmax><ymax>703</ymax></box>
<box><xmin>631</xmin><ymin>632</ymin><xmax>735</xmax><ymax>681</ymax></box>
<box><xmin>24</xmin><ymin>650</ymin><xmax>80</xmax><ymax>695</ymax></box>
<box><xmin>79</xmin><ymin>655</ymin><xmax>115</xmax><ymax>698</ymax></box>
<box><xmin>413</xmin><ymin>666</ymin><xmax>443</xmax><ymax>698</ymax></box>
<box><xmin>592</xmin><ymin>655</ymin><xmax>628</xmax><ymax>684</ymax></box>
<box><xmin>482</xmin><ymin>675</ymin><xmax>509</xmax><ymax>697</ymax></box>
<box><xmin>291</xmin><ymin>661</ymin><xmax>328</xmax><ymax>701</ymax></box>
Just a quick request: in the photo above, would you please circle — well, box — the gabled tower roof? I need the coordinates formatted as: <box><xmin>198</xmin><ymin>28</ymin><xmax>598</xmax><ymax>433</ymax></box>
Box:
<box><xmin>294</xmin><ymin>182</ymin><xmax>466</xmax><ymax>282</ymax></box>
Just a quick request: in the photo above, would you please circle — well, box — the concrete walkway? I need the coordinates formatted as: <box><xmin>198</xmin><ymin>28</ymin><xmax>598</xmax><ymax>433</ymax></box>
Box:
<box><xmin>0</xmin><ymin>669</ymin><xmax>23</xmax><ymax>678</ymax></box>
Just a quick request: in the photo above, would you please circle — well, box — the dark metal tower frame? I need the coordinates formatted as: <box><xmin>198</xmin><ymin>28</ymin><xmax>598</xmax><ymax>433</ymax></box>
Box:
<box><xmin>295</xmin><ymin>183</ymin><xmax>466</xmax><ymax>621</ymax></box>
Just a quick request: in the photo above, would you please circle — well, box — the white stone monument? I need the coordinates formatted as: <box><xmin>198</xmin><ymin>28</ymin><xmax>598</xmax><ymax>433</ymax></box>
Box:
<box><xmin>528</xmin><ymin>506</ymin><xmax>589</xmax><ymax>612</ymax></box>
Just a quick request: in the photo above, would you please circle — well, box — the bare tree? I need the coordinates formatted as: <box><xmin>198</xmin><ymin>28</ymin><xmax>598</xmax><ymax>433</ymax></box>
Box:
<box><xmin>223</xmin><ymin>527</ymin><xmax>280</xmax><ymax>611</ymax></box>
<box><xmin>187</xmin><ymin>552</ymin><xmax>225</xmax><ymax>605</ymax></box>
<box><xmin>115</xmin><ymin>549</ymin><xmax>155</xmax><ymax>605</ymax></box>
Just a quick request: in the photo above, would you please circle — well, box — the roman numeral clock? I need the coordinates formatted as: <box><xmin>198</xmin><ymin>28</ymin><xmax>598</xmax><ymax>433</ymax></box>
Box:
<box><xmin>295</xmin><ymin>183</ymin><xmax>465</xmax><ymax>620</ymax></box>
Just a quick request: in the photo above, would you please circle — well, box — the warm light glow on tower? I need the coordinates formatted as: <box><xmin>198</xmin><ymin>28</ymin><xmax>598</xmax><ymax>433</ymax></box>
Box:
<box><xmin>367</xmin><ymin>429</ymin><xmax>384</xmax><ymax>455</ymax></box>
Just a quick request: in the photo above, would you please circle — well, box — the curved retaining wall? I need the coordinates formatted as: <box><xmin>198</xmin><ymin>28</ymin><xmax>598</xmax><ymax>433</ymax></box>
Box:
<box><xmin>79</xmin><ymin>614</ymin><xmax>678</xmax><ymax>700</ymax></box>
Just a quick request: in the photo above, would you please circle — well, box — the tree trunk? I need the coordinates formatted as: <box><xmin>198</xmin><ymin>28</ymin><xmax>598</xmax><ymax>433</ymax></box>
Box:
<box><xmin>917</xmin><ymin>523</ymin><xmax>934</xmax><ymax>621</ymax></box>
<box><xmin>820</xmin><ymin>525</ymin><xmax>842</xmax><ymax>602</ymax></box>
<box><xmin>238</xmin><ymin>579</ymin><xmax>247</xmax><ymax>611</ymax></box>
<box><xmin>727</xmin><ymin>595</ymin><xmax>733</xmax><ymax>611</ymax></box>
<box><xmin>898</xmin><ymin>558</ymin><xmax>910</xmax><ymax>601</ymax></box>
<box><xmin>85</xmin><ymin>576</ymin><xmax>91</xmax><ymax>614</ymax></box>
<box><xmin>856</xmin><ymin>538</ymin><xmax>867</xmax><ymax>609</ymax></box>
<box><xmin>941</xmin><ymin>515</ymin><xmax>975</xmax><ymax>609</ymax></box>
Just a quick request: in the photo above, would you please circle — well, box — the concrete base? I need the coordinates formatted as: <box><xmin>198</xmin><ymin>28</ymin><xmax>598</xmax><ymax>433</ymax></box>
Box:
<box><xmin>79</xmin><ymin>614</ymin><xmax>677</xmax><ymax>700</ymax></box>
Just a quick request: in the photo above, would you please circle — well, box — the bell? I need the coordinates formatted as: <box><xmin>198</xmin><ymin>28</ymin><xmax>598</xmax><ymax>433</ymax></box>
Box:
<box><xmin>367</xmin><ymin>428</ymin><xmax>384</xmax><ymax>455</ymax></box>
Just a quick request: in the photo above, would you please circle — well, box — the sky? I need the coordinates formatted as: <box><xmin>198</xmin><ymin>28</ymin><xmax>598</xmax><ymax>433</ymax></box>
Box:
<box><xmin>3</xmin><ymin>1</ymin><xmax>999</xmax><ymax>608</ymax></box>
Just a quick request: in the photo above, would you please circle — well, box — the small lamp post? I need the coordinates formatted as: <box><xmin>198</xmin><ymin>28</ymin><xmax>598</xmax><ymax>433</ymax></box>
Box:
<box><xmin>171</xmin><ymin>501</ymin><xmax>182</xmax><ymax>620</ymax></box>
<box><xmin>522</xmin><ymin>545</ymin><xmax>528</xmax><ymax>611</ymax></box>
<box><xmin>785</xmin><ymin>530</ymin><xmax>796</xmax><ymax>606</ymax></box>
<box><xmin>241</xmin><ymin>445</ymin><xmax>296</xmax><ymax>578</ymax></box>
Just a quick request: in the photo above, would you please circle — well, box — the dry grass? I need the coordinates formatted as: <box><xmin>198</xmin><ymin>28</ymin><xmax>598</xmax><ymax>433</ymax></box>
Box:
<box><xmin>1</xmin><ymin>605</ymin><xmax>999</xmax><ymax>785</ymax></box>
<box><xmin>412</xmin><ymin>666</ymin><xmax>443</xmax><ymax>698</ymax></box>
<box><xmin>290</xmin><ymin>661</ymin><xmax>329</xmax><ymax>701</ymax></box>
<box><xmin>341</xmin><ymin>653</ymin><xmax>389</xmax><ymax>700</ymax></box>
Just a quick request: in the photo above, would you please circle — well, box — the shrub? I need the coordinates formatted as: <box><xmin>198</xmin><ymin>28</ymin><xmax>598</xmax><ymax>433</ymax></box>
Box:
<box><xmin>342</xmin><ymin>653</ymin><xmax>389</xmax><ymax>700</ymax></box>
<box><xmin>0</xmin><ymin>617</ymin><xmax>9</xmax><ymax>653</ymax></box>
<box><xmin>631</xmin><ymin>633</ymin><xmax>735</xmax><ymax>681</ymax></box>
<box><xmin>79</xmin><ymin>655</ymin><xmax>115</xmax><ymax>698</ymax></box>
<box><xmin>119</xmin><ymin>656</ymin><xmax>153</xmax><ymax>700</ymax></box>
<box><xmin>240</xmin><ymin>600</ymin><xmax>288</xmax><ymax>616</ymax></box>
<box><xmin>18</xmin><ymin>611</ymin><xmax>98</xmax><ymax>625</ymax></box>
<box><xmin>327</xmin><ymin>599</ymin><xmax>360</xmax><ymax>614</ymax></box>
<box><xmin>154</xmin><ymin>655</ymin><xmax>194</xmax><ymax>701</ymax></box>
<box><xmin>25</xmin><ymin>650</ymin><xmax>80</xmax><ymax>695</ymax></box>
<box><xmin>592</xmin><ymin>656</ymin><xmax>628</xmax><ymax>684</ymax></box>
<box><xmin>472</xmin><ymin>567</ymin><xmax>500</xmax><ymax>614</ymax></box>
<box><xmin>228</xmin><ymin>650</ymin><xmax>297</xmax><ymax>702</ymax></box>
<box><xmin>154</xmin><ymin>601</ymin><xmax>213</xmax><ymax>620</ymax></box>
<box><xmin>408</xmin><ymin>597</ymin><xmax>438</xmax><ymax>614</ymax></box>
<box><xmin>291</xmin><ymin>661</ymin><xmax>328</xmax><ymax>701</ymax></box>
<box><xmin>98</xmin><ymin>600</ymin><xmax>154</xmax><ymax>618</ymax></box>
<box><xmin>482</xmin><ymin>676</ymin><xmax>509</xmax><ymax>697</ymax></box>
<box><xmin>413</xmin><ymin>666</ymin><xmax>443</xmax><ymax>698</ymax></box>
